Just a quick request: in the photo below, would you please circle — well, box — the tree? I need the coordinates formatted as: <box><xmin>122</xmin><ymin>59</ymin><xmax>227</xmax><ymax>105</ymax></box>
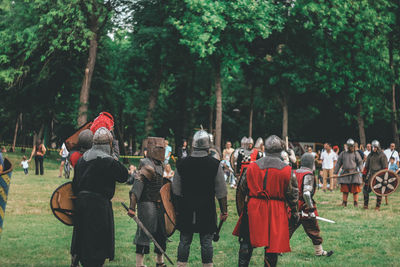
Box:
<box><xmin>299</xmin><ymin>0</ymin><xmax>392</xmax><ymax>146</ymax></box>
<box><xmin>173</xmin><ymin>0</ymin><xmax>286</xmax><ymax>149</ymax></box>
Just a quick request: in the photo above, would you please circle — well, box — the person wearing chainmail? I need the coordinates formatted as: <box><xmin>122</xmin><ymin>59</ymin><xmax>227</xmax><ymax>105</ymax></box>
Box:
<box><xmin>289</xmin><ymin>153</ymin><xmax>333</xmax><ymax>257</ymax></box>
<box><xmin>69</xmin><ymin>129</ymin><xmax>94</xmax><ymax>168</ymax></box>
<box><xmin>230</xmin><ymin>137</ymin><xmax>247</xmax><ymax>176</ymax></box>
<box><xmin>334</xmin><ymin>139</ymin><xmax>363</xmax><ymax>207</ymax></box>
<box><xmin>232</xmin><ymin>135</ymin><xmax>299</xmax><ymax>267</ymax></box>
<box><xmin>254</xmin><ymin>137</ymin><xmax>265</xmax><ymax>158</ymax></box>
<box><xmin>128</xmin><ymin>137</ymin><xmax>168</xmax><ymax>267</ymax></box>
<box><xmin>172</xmin><ymin>130</ymin><xmax>228</xmax><ymax>267</ymax></box>
<box><xmin>70</xmin><ymin>127</ymin><xmax>128</xmax><ymax>267</ymax></box>
<box><xmin>362</xmin><ymin>140</ymin><xmax>387</xmax><ymax>211</ymax></box>
<box><xmin>236</xmin><ymin>137</ymin><xmax>261</xmax><ymax>176</ymax></box>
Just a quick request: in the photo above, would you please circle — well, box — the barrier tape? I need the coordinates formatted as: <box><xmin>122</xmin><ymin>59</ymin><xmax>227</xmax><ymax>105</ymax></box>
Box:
<box><xmin>0</xmin><ymin>143</ymin><xmax>143</xmax><ymax>159</ymax></box>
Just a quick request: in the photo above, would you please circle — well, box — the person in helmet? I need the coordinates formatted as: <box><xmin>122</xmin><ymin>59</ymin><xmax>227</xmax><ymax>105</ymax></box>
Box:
<box><xmin>128</xmin><ymin>137</ymin><xmax>168</xmax><ymax>267</ymax></box>
<box><xmin>69</xmin><ymin>129</ymin><xmax>94</xmax><ymax>168</ymax></box>
<box><xmin>333</xmin><ymin>139</ymin><xmax>363</xmax><ymax>207</ymax></box>
<box><xmin>289</xmin><ymin>153</ymin><xmax>333</xmax><ymax>257</ymax></box>
<box><xmin>172</xmin><ymin>130</ymin><xmax>228</xmax><ymax>267</ymax></box>
<box><xmin>233</xmin><ymin>135</ymin><xmax>299</xmax><ymax>267</ymax></box>
<box><xmin>236</xmin><ymin>137</ymin><xmax>261</xmax><ymax>176</ymax></box>
<box><xmin>362</xmin><ymin>140</ymin><xmax>387</xmax><ymax>210</ymax></box>
<box><xmin>71</xmin><ymin>127</ymin><xmax>128</xmax><ymax>267</ymax></box>
<box><xmin>254</xmin><ymin>137</ymin><xmax>265</xmax><ymax>158</ymax></box>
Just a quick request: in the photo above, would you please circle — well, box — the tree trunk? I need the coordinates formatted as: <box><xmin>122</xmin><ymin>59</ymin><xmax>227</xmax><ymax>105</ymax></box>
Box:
<box><xmin>208</xmin><ymin>84</ymin><xmax>214</xmax><ymax>133</ymax></box>
<box><xmin>77</xmin><ymin>23</ymin><xmax>99</xmax><ymax>127</ymax></box>
<box><xmin>175</xmin><ymin>68</ymin><xmax>193</xmax><ymax>148</ymax></box>
<box><xmin>357</xmin><ymin>103</ymin><xmax>366</xmax><ymax>147</ymax></box>
<box><xmin>144</xmin><ymin>65</ymin><xmax>163</xmax><ymax>136</ymax></box>
<box><xmin>115</xmin><ymin>120</ymin><xmax>128</xmax><ymax>163</ymax></box>
<box><xmin>280</xmin><ymin>94</ymin><xmax>288</xmax><ymax>140</ymax></box>
<box><xmin>214</xmin><ymin>60</ymin><xmax>222</xmax><ymax>150</ymax></box>
<box><xmin>11</xmin><ymin>113</ymin><xmax>21</xmax><ymax>152</ymax></box>
<box><xmin>389</xmin><ymin>35</ymin><xmax>399</xmax><ymax>149</ymax></box>
<box><xmin>129</xmin><ymin>134</ymin><xmax>133</xmax><ymax>156</ymax></box>
<box><xmin>248</xmin><ymin>85</ymin><xmax>254</xmax><ymax>138</ymax></box>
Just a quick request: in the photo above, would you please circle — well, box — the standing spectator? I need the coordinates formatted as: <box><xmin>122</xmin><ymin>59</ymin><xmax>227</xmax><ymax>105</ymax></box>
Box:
<box><xmin>388</xmin><ymin>157</ymin><xmax>399</xmax><ymax>174</ymax></box>
<box><xmin>222</xmin><ymin>141</ymin><xmax>235</xmax><ymax>163</ymax></box>
<box><xmin>163</xmin><ymin>163</ymin><xmax>174</xmax><ymax>180</ymax></box>
<box><xmin>30</xmin><ymin>139</ymin><xmax>46</xmax><ymax>175</ymax></box>
<box><xmin>58</xmin><ymin>142</ymin><xmax>69</xmax><ymax>178</ymax></box>
<box><xmin>164</xmin><ymin>139</ymin><xmax>172</xmax><ymax>164</ymax></box>
<box><xmin>364</xmin><ymin>143</ymin><xmax>372</xmax><ymax>160</ymax></box>
<box><xmin>177</xmin><ymin>140</ymin><xmax>189</xmax><ymax>160</ymax></box>
<box><xmin>384</xmin><ymin>143</ymin><xmax>399</xmax><ymax>166</ymax></box>
<box><xmin>355</xmin><ymin>142</ymin><xmax>364</xmax><ymax>160</ymax></box>
<box><xmin>20</xmin><ymin>156</ymin><xmax>31</xmax><ymax>175</ymax></box>
<box><xmin>126</xmin><ymin>164</ymin><xmax>138</xmax><ymax>185</ymax></box>
<box><xmin>307</xmin><ymin>146</ymin><xmax>317</xmax><ymax>159</ymax></box>
<box><xmin>333</xmin><ymin>146</ymin><xmax>339</xmax><ymax>155</ymax></box>
<box><xmin>320</xmin><ymin>144</ymin><xmax>337</xmax><ymax>192</ymax></box>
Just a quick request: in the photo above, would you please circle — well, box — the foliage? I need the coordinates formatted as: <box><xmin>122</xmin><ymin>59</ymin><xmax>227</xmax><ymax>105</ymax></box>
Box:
<box><xmin>0</xmin><ymin>0</ymin><xmax>400</xmax><ymax>149</ymax></box>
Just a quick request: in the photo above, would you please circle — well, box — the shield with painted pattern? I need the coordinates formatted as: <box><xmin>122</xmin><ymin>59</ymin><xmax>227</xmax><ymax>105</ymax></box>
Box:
<box><xmin>0</xmin><ymin>157</ymin><xmax>13</xmax><ymax>235</ymax></box>
<box><xmin>370</xmin><ymin>169</ymin><xmax>399</xmax><ymax>197</ymax></box>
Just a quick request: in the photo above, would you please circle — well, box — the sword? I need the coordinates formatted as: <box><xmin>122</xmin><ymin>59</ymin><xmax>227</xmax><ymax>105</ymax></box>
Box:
<box><xmin>332</xmin><ymin>172</ymin><xmax>361</xmax><ymax>179</ymax></box>
<box><xmin>301</xmin><ymin>211</ymin><xmax>336</xmax><ymax>224</ymax></box>
<box><xmin>121</xmin><ymin>202</ymin><xmax>174</xmax><ymax>265</ymax></box>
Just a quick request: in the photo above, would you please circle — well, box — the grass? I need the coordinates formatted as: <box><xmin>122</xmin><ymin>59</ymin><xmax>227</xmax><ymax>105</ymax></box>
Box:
<box><xmin>1</xmin><ymin>151</ymin><xmax>400</xmax><ymax>266</ymax></box>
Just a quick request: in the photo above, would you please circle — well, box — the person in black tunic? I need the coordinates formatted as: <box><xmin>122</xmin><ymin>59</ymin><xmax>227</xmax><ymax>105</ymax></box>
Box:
<box><xmin>172</xmin><ymin>130</ymin><xmax>228</xmax><ymax>267</ymax></box>
<box><xmin>71</xmin><ymin>127</ymin><xmax>128</xmax><ymax>267</ymax></box>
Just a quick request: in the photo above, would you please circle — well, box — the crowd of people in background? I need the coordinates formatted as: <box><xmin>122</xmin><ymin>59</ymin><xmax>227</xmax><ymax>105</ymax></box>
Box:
<box><xmin>8</xmin><ymin>135</ymin><xmax>400</xmax><ymax>192</ymax></box>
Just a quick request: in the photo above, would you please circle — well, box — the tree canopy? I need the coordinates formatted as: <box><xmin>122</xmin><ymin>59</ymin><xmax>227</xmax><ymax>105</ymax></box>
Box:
<box><xmin>0</xmin><ymin>0</ymin><xmax>399</xmax><ymax>152</ymax></box>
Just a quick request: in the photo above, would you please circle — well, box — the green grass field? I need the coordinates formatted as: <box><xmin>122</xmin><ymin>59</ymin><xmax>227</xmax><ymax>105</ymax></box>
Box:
<box><xmin>1</xmin><ymin>151</ymin><xmax>400</xmax><ymax>266</ymax></box>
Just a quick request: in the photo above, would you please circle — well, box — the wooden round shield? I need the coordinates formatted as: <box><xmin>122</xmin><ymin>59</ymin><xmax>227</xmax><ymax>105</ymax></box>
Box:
<box><xmin>370</xmin><ymin>169</ymin><xmax>399</xmax><ymax>197</ymax></box>
<box><xmin>50</xmin><ymin>182</ymin><xmax>75</xmax><ymax>226</ymax></box>
<box><xmin>160</xmin><ymin>182</ymin><xmax>176</xmax><ymax>237</ymax></box>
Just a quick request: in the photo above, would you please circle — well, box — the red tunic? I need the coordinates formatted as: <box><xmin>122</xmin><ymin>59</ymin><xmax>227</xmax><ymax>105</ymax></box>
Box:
<box><xmin>233</xmin><ymin>162</ymin><xmax>292</xmax><ymax>253</ymax></box>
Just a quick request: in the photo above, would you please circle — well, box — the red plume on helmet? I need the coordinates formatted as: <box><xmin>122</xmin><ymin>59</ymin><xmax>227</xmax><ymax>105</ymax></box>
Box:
<box><xmin>90</xmin><ymin>112</ymin><xmax>114</xmax><ymax>134</ymax></box>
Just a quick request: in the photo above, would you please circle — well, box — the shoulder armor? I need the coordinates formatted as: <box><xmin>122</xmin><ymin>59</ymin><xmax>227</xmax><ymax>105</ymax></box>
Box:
<box><xmin>139</xmin><ymin>159</ymin><xmax>156</xmax><ymax>180</ymax></box>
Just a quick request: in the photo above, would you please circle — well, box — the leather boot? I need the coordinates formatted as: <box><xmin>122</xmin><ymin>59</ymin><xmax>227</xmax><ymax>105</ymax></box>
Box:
<box><xmin>203</xmin><ymin>263</ymin><xmax>213</xmax><ymax>267</ymax></box>
<box><xmin>177</xmin><ymin>262</ymin><xmax>187</xmax><ymax>267</ymax></box>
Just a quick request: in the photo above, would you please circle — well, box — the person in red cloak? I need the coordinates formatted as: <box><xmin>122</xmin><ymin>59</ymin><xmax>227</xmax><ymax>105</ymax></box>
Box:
<box><xmin>233</xmin><ymin>135</ymin><xmax>299</xmax><ymax>267</ymax></box>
